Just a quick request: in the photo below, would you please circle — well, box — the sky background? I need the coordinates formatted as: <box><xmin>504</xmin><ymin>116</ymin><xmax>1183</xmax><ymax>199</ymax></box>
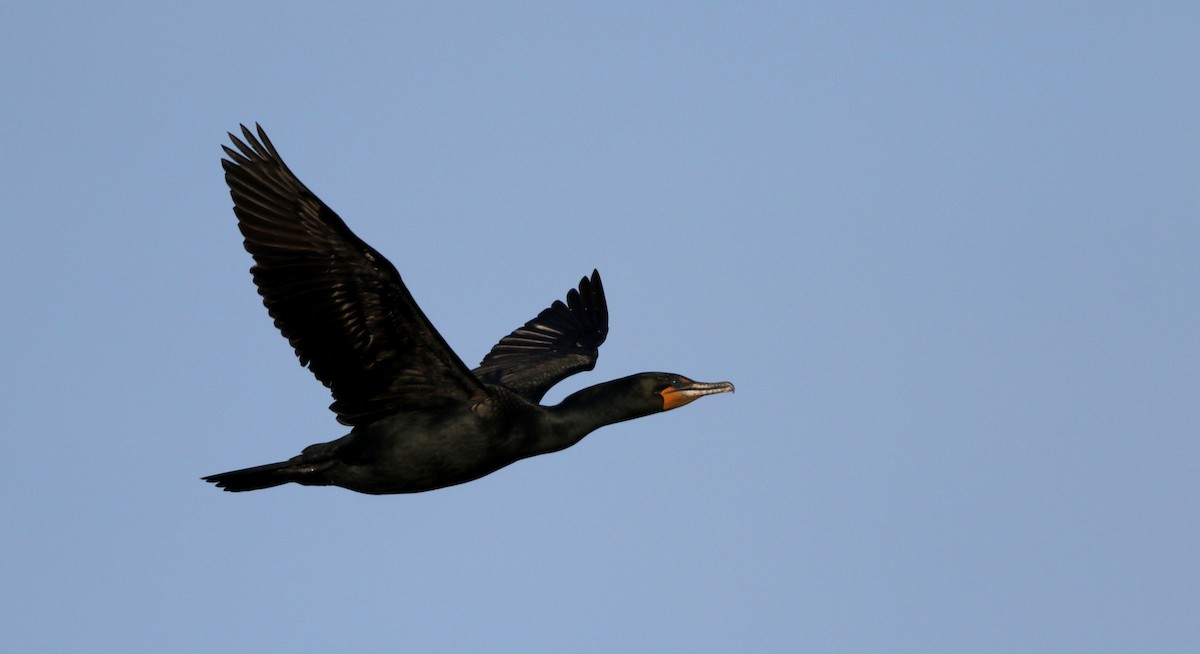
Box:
<box><xmin>2</xmin><ymin>2</ymin><xmax>1197</xmax><ymax>652</ymax></box>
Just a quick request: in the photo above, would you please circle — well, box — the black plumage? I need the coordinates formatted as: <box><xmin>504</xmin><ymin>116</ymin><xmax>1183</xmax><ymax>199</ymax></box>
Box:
<box><xmin>474</xmin><ymin>271</ymin><xmax>608</xmax><ymax>402</ymax></box>
<box><xmin>204</xmin><ymin>125</ymin><xmax>732</xmax><ymax>494</ymax></box>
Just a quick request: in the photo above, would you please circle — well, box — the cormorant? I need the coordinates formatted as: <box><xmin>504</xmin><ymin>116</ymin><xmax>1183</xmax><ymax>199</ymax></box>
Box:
<box><xmin>203</xmin><ymin>125</ymin><xmax>733</xmax><ymax>494</ymax></box>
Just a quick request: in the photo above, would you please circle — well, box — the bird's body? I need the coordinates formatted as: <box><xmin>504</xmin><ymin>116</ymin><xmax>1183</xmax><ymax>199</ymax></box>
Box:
<box><xmin>204</xmin><ymin>125</ymin><xmax>732</xmax><ymax>495</ymax></box>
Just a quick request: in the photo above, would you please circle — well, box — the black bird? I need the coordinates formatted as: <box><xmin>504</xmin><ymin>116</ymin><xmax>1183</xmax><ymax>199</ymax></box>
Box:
<box><xmin>203</xmin><ymin>125</ymin><xmax>734</xmax><ymax>494</ymax></box>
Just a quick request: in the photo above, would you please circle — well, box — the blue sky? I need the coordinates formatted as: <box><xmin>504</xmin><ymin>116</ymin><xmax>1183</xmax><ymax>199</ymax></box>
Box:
<box><xmin>2</xmin><ymin>2</ymin><xmax>1197</xmax><ymax>651</ymax></box>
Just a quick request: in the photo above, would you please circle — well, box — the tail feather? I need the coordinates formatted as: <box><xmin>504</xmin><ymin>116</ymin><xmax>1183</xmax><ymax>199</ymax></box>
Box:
<box><xmin>203</xmin><ymin>460</ymin><xmax>302</xmax><ymax>492</ymax></box>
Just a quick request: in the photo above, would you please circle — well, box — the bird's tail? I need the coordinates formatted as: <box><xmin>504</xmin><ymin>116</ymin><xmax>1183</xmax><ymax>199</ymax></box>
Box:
<box><xmin>202</xmin><ymin>460</ymin><xmax>309</xmax><ymax>492</ymax></box>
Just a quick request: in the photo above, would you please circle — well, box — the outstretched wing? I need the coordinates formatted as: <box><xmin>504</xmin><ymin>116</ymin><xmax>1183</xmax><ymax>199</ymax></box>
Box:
<box><xmin>222</xmin><ymin>124</ymin><xmax>483</xmax><ymax>426</ymax></box>
<box><xmin>473</xmin><ymin>270</ymin><xmax>609</xmax><ymax>402</ymax></box>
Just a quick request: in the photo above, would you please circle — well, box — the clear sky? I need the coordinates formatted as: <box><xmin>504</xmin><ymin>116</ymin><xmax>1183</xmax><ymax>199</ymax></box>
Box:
<box><xmin>2</xmin><ymin>2</ymin><xmax>1196</xmax><ymax>652</ymax></box>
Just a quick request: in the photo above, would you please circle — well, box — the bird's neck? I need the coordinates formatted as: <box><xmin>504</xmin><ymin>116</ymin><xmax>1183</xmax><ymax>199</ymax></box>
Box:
<box><xmin>536</xmin><ymin>377</ymin><xmax>656</xmax><ymax>454</ymax></box>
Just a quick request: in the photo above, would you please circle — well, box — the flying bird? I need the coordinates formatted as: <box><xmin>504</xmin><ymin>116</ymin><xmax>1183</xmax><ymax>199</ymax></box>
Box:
<box><xmin>204</xmin><ymin>125</ymin><xmax>733</xmax><ymax>494</ymax></box>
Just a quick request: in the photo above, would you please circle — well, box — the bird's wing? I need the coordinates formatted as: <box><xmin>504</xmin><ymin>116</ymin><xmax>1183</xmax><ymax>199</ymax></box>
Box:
<box><xmin>473</xmin><ymin>270</ymin><xmax>609</xmax><ymax>402</ymax></box>
<box><xmin>222</xmin><ymin>124</ymin><xmax>483</xmax><ymax>426</ymax></box>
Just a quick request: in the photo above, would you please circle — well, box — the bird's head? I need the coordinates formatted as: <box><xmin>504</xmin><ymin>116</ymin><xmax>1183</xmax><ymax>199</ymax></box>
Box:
<box><xmin>642</xmin><ymin>373</ymin><xmax>735</xmax><ymax>412</ymax></box>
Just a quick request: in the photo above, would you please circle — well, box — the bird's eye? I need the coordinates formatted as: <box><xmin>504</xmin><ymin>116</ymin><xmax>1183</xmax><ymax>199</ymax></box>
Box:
<box><xmin>669</xmin><ymin>378</ymin><xmax>680</xmax><ymax>387</ymax></box>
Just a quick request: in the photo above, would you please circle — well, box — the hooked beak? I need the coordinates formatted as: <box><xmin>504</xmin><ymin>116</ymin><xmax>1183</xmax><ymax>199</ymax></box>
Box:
<box><xmin>661</xmin><ymin>378</ymin><xmax>735</xmax><ymax>411</ymax></box>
